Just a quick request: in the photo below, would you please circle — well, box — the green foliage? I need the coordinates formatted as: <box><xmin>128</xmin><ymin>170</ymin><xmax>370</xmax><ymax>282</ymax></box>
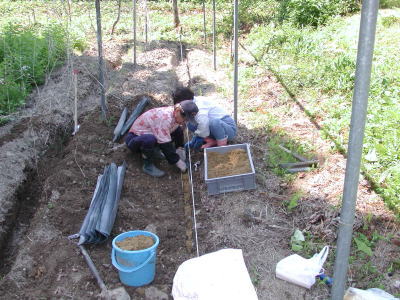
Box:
<box><xmin>277</xmin><ymin>0</ymin><xmax>360</xmax><ymax>27</ymax></box>
<box><xmin>380</xmin><ymin>0</ymin><xmax>400</xmax><ymax>8</ymax></box>
<box><xmin>381</xmin><ymin>15</ymin><xmax>400</xmax><ymax>27</ymax></box>
<box><xmin>354</xmin><ymin>233</ymin><xmax>373</xmax><ymax>257</ymax></box>
<box><xmin>0</xmin><ymin>116</ymin><xmax>10</xmax><ymax>126</ymax></box>
<box><xmin>322</xmin><ymin>55</ymin><xmax>356</xmax><ymax>93</ymax></box>
<box><xmin>286</xmin><ymin>191</ymin><xmax>303</xmax><ymax>211</ymax></box>
<box><xmin>290</xmin><ymin>229</ymin><xmax>305</xmax><ymax>251</ymax></box>
<box><xmin>244</xmin><ymin>11</ymin><xmax>400</xmax><ymax>215</ymax></box>
<box><xmin>0</xmin><ymin>23</ymin><xmax>68</xmax><ymax>115</ymax></box>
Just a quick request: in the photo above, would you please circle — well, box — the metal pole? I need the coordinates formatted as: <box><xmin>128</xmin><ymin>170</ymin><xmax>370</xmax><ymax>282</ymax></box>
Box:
<box><xmin>73</xmin><ymin>70</ymin><xmax>79</xmax><ymax>134</ymax></box>
<box><xmin>132</xmin><ymin>0</ymin><xmax>137</xmax><ymax>66</ymax></box>
<box><xmin>79</xmin><ymin>245</ymin><xmax>107</xmax><ymax>291</ymax></box>
<box><xmin>233</xmin><ymin>0</ymin><xmax>238</xmax><ymax>124</ymax></box>
<box><xmin>179</xmin><ymin>27</ymin><xmax>183</xmax><ymax>62</ymax></box>
<box><xmin>212</xmin><ymin>0</ymin><xmax>216</xmax><ymax>70</ymax></box>
<box><xmin>331</xmin><ymin>1</ymin><xmax>379</xmax><ymax>299</ymax></box>
<box><xmin>202</xmin><ymin>0</ymin><xmax>207</xmax><ymax>45</ymax></box>
<box><xmin>144</xmin><ymin>0</ymin><xmax>148</xmax><ymax>46</ymax></box>
<box><xmin>95</xmin><ymin>0</ymin><xmax>107</xmax><ymax>119</ymax></box>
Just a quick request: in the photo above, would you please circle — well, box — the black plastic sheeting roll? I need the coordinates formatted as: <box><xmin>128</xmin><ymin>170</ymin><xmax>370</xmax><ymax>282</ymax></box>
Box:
<box><xmin>119</xmin><ymin>96</ymin><xmax>150</xmax><ymax>138</ymax></box>
<box><xmin>112</xmin><ymin>107</ymin><xmax>128</xmax><ymax>142</ymax></box>
<box><xmin>78</xmin><ymin>161</ymin><xmax>127</xmax><ymax>245</ymax></box>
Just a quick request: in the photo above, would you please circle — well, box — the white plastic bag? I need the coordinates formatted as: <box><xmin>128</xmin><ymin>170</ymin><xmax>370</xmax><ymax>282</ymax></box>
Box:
<box><xmin>275</xmin><ymin>246</ymin><xmax>329</xmax><ymax>289</ymax></box>
<box><xmin>172</xmin><ymin>249</ymin><xmax>258</xmax><ymax>300</ymax></box>
<box><xmin>344</xmin><ymin>287</ymin><xmax>399</xmax><ymax>300</ymax></box>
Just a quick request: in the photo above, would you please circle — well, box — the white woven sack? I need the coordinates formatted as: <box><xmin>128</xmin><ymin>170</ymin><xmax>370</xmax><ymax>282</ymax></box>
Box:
<box><xmin>172</xmin><ymin>249</ymin><xmax>258</xmax><ymax>300</ymax></box>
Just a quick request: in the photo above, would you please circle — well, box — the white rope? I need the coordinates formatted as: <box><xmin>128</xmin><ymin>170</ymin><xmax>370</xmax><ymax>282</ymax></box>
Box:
<box><xmin>186</xmin><ymin>127</ymin><xmax>200</xmax><ymax>257</ymax></box>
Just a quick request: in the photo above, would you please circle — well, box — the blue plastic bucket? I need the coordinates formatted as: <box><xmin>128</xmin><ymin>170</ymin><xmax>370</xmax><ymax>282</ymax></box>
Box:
<box><xmin>111</xmin><ymin>230</ymin><xmax>160</xmax><ymax>287</ymax></box>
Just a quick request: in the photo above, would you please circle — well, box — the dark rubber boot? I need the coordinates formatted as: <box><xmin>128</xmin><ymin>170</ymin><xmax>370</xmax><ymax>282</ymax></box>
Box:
<box><xmin>143</xmin><ymin>159</ymin><xmax>165</xmax><ymax>177</ymax></box>
<box><xmin>153</xmin><ymin>147</ymin><xmax>165</xmax><ymax>160</ymax></box>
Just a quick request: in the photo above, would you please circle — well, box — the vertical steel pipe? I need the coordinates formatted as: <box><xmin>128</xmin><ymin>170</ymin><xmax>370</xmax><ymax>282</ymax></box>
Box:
<box><xmin>213</xmin><ymin>0</ymin><xmax>216</xmax><ymax>70</ymax></box>
<box><xmin>179</xmin><ymin>27</ymin><xmax>183</xmax><ymax>62</ymax></box>
<box><xmin>132</xmin><ymin>0</ymin><xmax>137</xmax><ymax>66</ymax></box>
<box><xmin>95</xmin><ymin>0</ymin><xmax>107</xmax><ymax>118</ymax></box>
<box><xmin>233</xmin><ymin>0</ymin><xmax>239</xmax><ymax>124</ymax></box>
<box><xmin>203</xmin><ymin>0</ymin><xmax>207</xmax><ymax>45</ymax></box>
<box><xmin>144</xmin><ymin>0</ymin><xmax>148</xmax><ymax>45</ymax></box>
<box><xmin>331</xmin><ymin>1</ymin><xmax>379</xmax><ymax>299</ymax></box>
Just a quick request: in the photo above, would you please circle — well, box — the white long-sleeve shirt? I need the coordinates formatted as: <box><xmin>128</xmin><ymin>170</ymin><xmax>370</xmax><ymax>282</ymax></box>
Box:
<box><xmin>193</xmin><ymin>96</ymin><xmax>229</xmax><ymax>137</ymax></box>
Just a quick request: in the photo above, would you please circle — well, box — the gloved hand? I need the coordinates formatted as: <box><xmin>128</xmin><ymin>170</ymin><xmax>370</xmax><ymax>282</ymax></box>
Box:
<box><xmin>187</xmin><ymin>122</ymin><xmax>198</xmax><ymax>132</ymax></box>
<box><xmin>184</xmin><ymin>136</ymin><xmax>204</xmax><ymax>151</ymax></box>
<box><xmin>176</xmin><ymin>147</ymin><xmax>186</xmax><ymax>161</ymax></box>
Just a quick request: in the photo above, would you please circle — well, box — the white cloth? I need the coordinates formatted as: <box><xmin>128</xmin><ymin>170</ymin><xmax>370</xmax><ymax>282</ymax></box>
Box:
<box><xmin>172</xmin><ymin>249</ymin><xmax>258</xmax><ymax>300</ymax></box>
<box><xmin>193</xmin><ymin>96</ymin><xmax>229</xmax><ymax>138</ymax></box>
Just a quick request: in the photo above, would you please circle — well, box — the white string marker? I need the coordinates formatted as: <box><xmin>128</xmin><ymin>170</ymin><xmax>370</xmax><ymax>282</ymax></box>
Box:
<box><xmin>186</xmin><ymin>127</ymin><xmax>200</xmax><ymax>257</ymax></box>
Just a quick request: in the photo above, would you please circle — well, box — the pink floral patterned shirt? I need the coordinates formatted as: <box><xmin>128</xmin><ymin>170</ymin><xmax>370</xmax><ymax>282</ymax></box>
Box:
<box><xmin>129</xmin><ymin>106</ymin><xmax>179</xmax><ymax>143</ymax></box>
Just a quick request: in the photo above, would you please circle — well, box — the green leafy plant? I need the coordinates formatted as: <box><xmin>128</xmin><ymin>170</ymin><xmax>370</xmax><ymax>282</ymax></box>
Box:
<box><xmin>380</xmin><ymin>0</ymin><xmax>400</xmax><ymax>8</ymax></box>
<box><xmin>286</xmin><ymin>191</ymin><xmax>303</xmax><ymax>211</ymax></box>
<box><xmin>277</xmin><ymin>0</ymin><xmax>359</xmax><ymax>27</ymax></box>
<box><xmin>354</xmin><ymin>233</ymin><xmax>373</xmax><ymax>257</ymax></box>
<box><xmin>290</xmin><ymin>228</ymin><xmax>305</xmax><ymax>251</ymax></box>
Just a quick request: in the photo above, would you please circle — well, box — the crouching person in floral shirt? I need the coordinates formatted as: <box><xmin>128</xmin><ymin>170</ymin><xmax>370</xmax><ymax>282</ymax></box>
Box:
<box><xmin>125</xmin><ymin>100</ymin><xmax>198</xmax><ymax>177</ymax></box>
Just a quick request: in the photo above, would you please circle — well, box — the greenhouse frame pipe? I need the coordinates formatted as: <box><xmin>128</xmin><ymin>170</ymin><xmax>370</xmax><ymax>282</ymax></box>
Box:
<box><xmin>202</xmin><ymin>0</ymin><xmax>207</xmax><ymax>45</ymax></box>
<box><xmin>95</xmin><ymin>0</ymin><xmax>107</xmax><ymax>118</ymax></box>
<box><xmin>331</xmin><ymin>1</ymin><xmax>379</xmax><ymax>299</ymax></box>
<box><xmin>112</xmin><ymin>107</ymin><xmax>128</xmax><ymax>142</ymax></box>
<box><xmin>132</xmin><ymin>0</ymin><xmax>137</xmax><ymax>66</ymax></box>
<box><xmin>233</xmin><ymin>0</ymin><xmax>239</xmax><ymax>124</ymax></box>
<box><xmin>179</xmin><ymin>27</ymin><xmax>183</xmax><ymax>62</ymax></box>
<box><xmin>79</xmin><ymin>245</ymin><xmax>107</xmax><ymax>291</ymax></box>
<box><xmin>144</xmin><ymin>0</ymin><xmax>148</xmax><ymax>45</ymax></box>
<box><xmin>213</xmin><ymin>0</ymin><xmax>216</xmax><ymax>70</ymax></box>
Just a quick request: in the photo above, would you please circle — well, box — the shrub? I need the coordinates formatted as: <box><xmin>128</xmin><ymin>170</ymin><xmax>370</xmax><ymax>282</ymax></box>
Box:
<box><xmin>381</xmin><ymin>16</ymin><xmax>400</xmax><ymax>27</ymax></box>
<box><xmin>380</xmin><ymin>0</ymin><xmax>400</xmax><ymax>8</ymax></box>
<box><xmin>277</xmin><ymin>0</ymin><xmax>360</xmax><ymax>27</ymax></box>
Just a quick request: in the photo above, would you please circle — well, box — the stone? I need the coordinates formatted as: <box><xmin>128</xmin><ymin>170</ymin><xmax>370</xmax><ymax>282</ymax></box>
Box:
<box><xmin>144</xmin><ymin>224</ymin><xmax>157</xmax><ymax>235</ymax></box>
<box><xmin>145</xmin><ymin>286</ymin><xmax>168</xmax><ymax>300</ymax></box>
<box><xmin>101</xmin><ymin>287</ymin><xmax>131</xmax><ymax>300</ymax></box>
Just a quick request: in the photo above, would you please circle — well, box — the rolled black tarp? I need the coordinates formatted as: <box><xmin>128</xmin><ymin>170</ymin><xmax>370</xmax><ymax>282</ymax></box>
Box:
<box><xmin>78</xmin><ymin>162</ymin><xmax>127</xmax><ymax>245</ymax></box>
<box><xmin>119</xmin><ymin>96</ymin><xmax>150</xmax><ymax>137</ymax></box>
<box><xmin>112</xmin><ymin>107</ymin><xmax>128</xmax><ymax>142</ymax></box>
<box><xmin>97</xmin><ymin>161</ymin><xmax>127</xmax><ymax>238</ymax></box>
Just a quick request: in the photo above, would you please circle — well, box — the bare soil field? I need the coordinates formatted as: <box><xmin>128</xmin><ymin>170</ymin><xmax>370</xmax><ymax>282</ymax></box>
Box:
<box><xmin>0</xmin><ymin>38</ymin><xmax>398</xmax><ymax>300</ymax></box>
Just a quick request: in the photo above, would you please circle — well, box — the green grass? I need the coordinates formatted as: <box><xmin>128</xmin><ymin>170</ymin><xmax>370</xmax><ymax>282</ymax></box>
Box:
<box><xmin>242</xmin><ymin>9</ymin><xmax>400</xmax><ymax>215</ymax></box>
<box><xmin>0</xmin><ymin>23</ymin><xmax>69</xmax><ymax>115</ymax></box>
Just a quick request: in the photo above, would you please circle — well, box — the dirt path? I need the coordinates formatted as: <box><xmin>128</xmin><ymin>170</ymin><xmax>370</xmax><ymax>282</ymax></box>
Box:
<box><xmin>0</xmin><ymin>37</ymin><xmax>398</xmax><ymax>300</ymax></box>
